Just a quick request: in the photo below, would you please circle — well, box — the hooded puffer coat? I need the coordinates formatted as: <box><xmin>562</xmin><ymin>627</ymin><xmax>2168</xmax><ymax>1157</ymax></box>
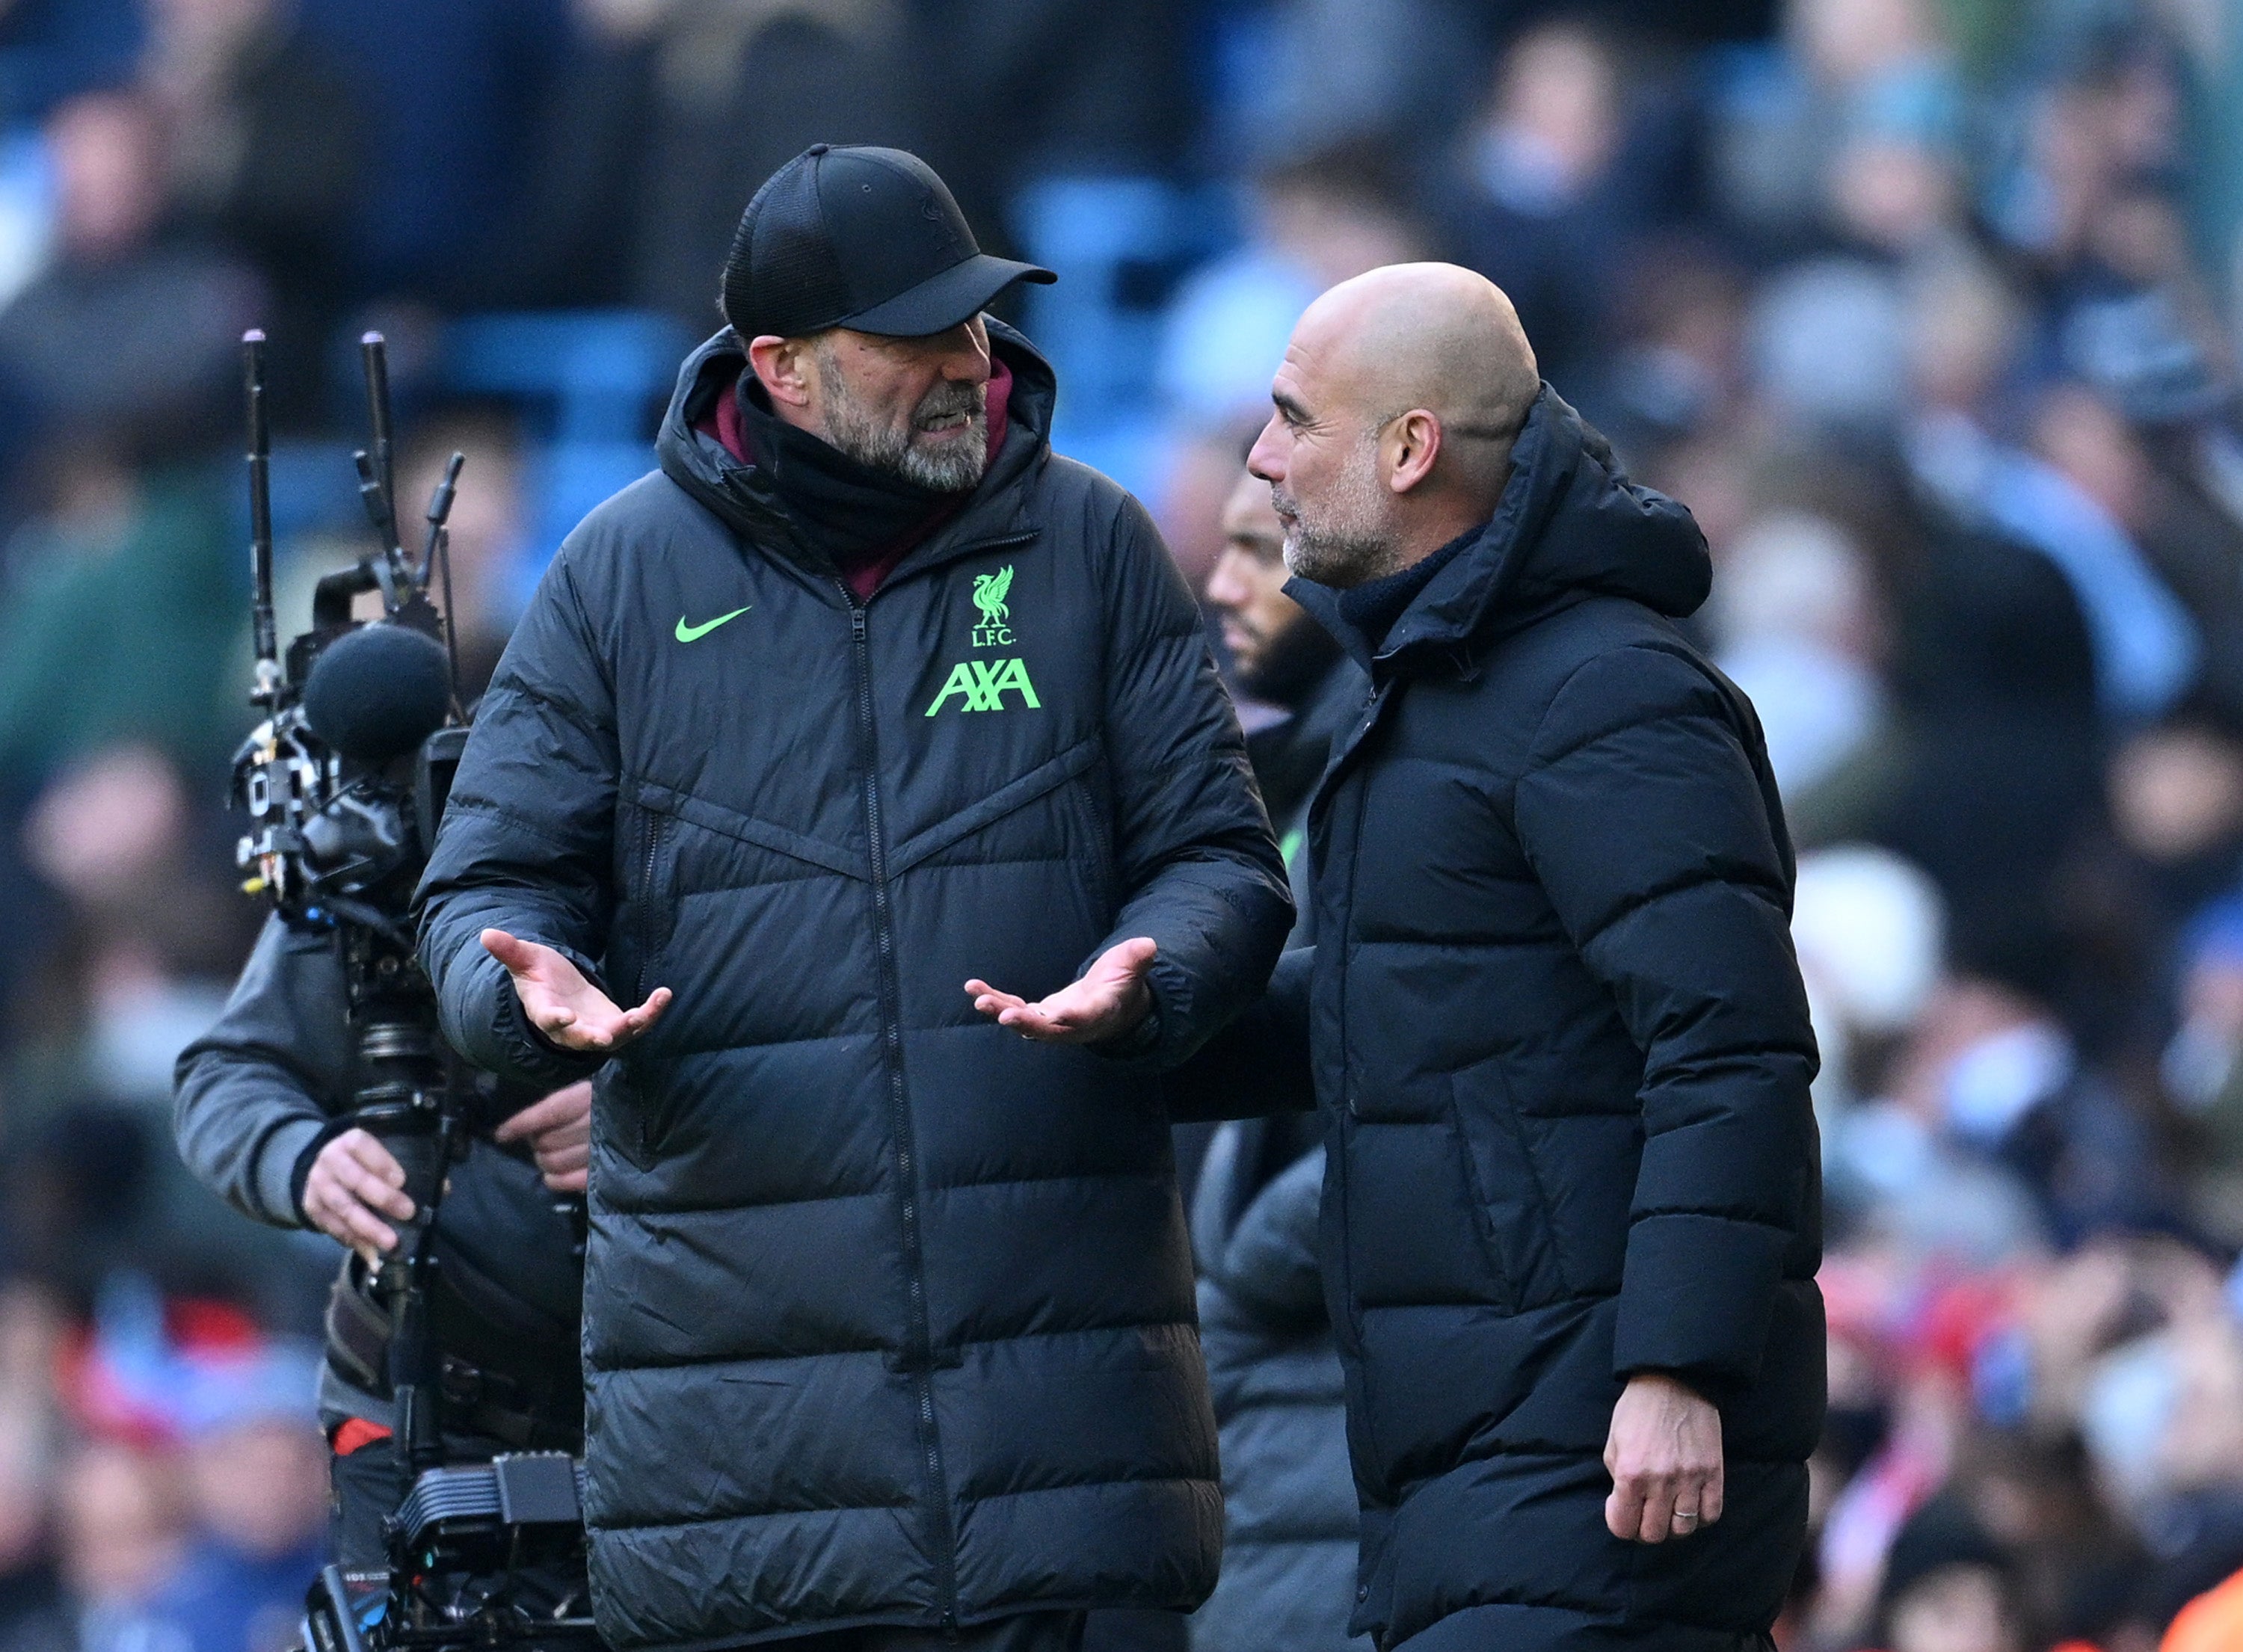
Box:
<box><xmin>415</xmin><ymin>324</ymin><xmax>1292</xmax><ymax>1651</ymax></box>
<box><xmin>1243</xmin><ymin>388</ymin><xmax>1824</xmax><ymax>1651</ymax></box>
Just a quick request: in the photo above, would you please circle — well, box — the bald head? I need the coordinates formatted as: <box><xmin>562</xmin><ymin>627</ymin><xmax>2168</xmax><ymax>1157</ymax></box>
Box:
<box><xmin>1249</xmin><ymin>263</ymin><xmax>1540</xmax><ymax>588</ymax></box>
<box><xmin>1297</xmin><ymin>263</ymin><xmax>1539</xmax><ymax>452</ymax></box>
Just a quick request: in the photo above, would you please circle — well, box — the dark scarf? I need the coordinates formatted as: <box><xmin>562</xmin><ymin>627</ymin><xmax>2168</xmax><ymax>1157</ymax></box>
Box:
<box><xmin>702</xmin><ymin>360</ymin><xmax>1012</xmax><ymax>600</ymax></box>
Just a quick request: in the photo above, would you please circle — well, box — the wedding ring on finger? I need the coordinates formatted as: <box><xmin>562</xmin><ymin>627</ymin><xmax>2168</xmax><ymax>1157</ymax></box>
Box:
<box><xmin>1673</xmin><ymin>1508</ymin><xmax>1701</xmax><ymax>1532</ymax></box>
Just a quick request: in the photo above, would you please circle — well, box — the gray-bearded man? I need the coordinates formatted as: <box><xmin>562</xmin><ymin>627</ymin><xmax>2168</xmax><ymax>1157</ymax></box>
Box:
<box><xmin>416</xmin><ymin>146</ymin><xmax>1291</xmax><ymax>1652</ymax></box>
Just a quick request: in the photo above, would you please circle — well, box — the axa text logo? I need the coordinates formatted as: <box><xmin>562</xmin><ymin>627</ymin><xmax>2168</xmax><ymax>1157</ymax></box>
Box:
<box><xmin>926</xmin><ymin>657</ymin><xmax>1041</xmax><ymax>715</ymax></box>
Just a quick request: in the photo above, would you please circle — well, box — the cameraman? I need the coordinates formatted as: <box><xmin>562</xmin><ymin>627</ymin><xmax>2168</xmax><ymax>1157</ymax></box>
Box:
<box><xmin>173</xmin><ymin>912</ymin><xmax>592</xmax><ymax>1567</ymax></box>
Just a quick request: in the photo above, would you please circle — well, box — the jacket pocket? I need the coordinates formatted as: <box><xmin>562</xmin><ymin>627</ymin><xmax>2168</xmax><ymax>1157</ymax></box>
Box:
<box><xmin>1071</xmin><ymin>770</ymin><xmax>1118</xmax><ymax>920</ymax></box>
<box><xmin>1448</xmin><ymin>1056</ymin><xmax>1563</xmax><ymax>1311</ymax></box>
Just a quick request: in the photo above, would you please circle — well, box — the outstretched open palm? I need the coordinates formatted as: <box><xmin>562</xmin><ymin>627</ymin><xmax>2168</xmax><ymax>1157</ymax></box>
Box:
<box><xmin>965</xmin><ymin>937</ymin><xmax>1157</xmax><ymax>1045</ymax></box>
<box><xmin>482</xmin><ymin>928</ymin><xmax>671</xmax><ymax>1053</ymax></box>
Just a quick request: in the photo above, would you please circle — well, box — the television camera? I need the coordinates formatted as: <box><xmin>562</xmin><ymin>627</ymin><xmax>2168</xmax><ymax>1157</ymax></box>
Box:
<box><xmin>229</xmin><ymin>330</ymin><xmax>599</xmax><ymax>1652</ymax></box>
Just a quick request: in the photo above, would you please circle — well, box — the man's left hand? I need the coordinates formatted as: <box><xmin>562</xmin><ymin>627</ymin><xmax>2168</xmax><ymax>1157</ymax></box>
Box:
<box><xmin>965</xmin><ymin>938</ymin><xmax>1157</xmax><ymax>1045</ymax></box>
<box><xmin>493</xmin><ymin>1080</ymin><xmax>594</xmax><ymax>1194</ymax></box>
<box><xmin>1603</xmin><ymin>1372</ymin><xmax>1723</xmax><ymax>1543</ymax></box>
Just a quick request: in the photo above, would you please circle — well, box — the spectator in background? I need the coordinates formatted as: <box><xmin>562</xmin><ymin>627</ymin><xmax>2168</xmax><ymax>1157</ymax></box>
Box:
<box><xmin>0</xmin><ymin>0</ymin><xmax>141</xmax><ymax>129</ymax></box>
<box><xmin>1202</xmin><ymin>463</ymin><xmax>1363</xmax><ymax>876</ymax></box>
<box><xmin>2034</xmin><ymin>382</ymin><xmax>2243</xmax><ymax>730</ymax></box>
<box><xmin>0</xmin><ymin>88</ymin><xmax>258</xmax><ymax>466</ymax></box>
<box><xmin>1154</xmin><ymin>144</ymin><xmax>1422</xmax><ymax>588</ymax></box>
<box><xmin>0</xmin><ymin>1286</ymin><xmax>63</xmax><ymax>1652</ymax></box>
<box><xmin>19</xmin><ymin>748</ymin><xmax>246</xmax><ymax>1103</ymax></box>
<box><xmin>1880</xmin><ymin>974</ymin><xmax>2172</xmax><ymax>1247</ymax></box>
<box><xmin>1587</xmin><ymin>235</ymin><xmax>1750</xmax><ymax>461</ymax></box>
<box><xmin>2163</xmin><ymin>890</ymin><xmax>2243</xmax><ymax>1244</ymax></box>
<box><xmin>1706</xmin><ymin>505</ymin><xmax>1892</xmax><ymax>804</ymax></box>
<box><xmin>1439</xmin><ymin>19</ymin><xmax>1690</xmax><ymax>398</ymax></box>
<box><xmin>1204</xmin><ymin>0</ymin><xmax>1486</xmax><ymax>167</ymax></box>
<box><xmin>1871</xmin><ymin>1496</ymin><xmax>2029</xmax><ymax>1652</ymax></box>
<box><xmin>1159</xmin><ymin>143</ymin><xmax>1424</xmax><ymax>440</ymax></box>
<box><xmin>154</xmin><ymin>1340</ymin><xmax>325</xmax><ymax>1652</ymax></box>
<box><xmin>1710</xmin><ymin>0</ymin><xmax>1963</xmax><ymax>252</ymax></box>
<box><xmin>505</xmin><ymin>0</ymin><xmax>923</xmax><ymax>322</ymax></box>
<box><xmin>624</xmin><ymin>0</ymin><xmax>920</xmax><ymax>327</ymax></box>
<box><xmin>911</xmin><ymin>0</ymin><xmax>1193</xmax><ymax>250</ymax></box>
<box><xmin>45</xmin><ymin>1442</ymin><xmax>188</xmax><ymax>1652</ymax></box>
<box><xmin>1910</xmin><ymin>348</ymin><xmax>2205</xmax><ymax>728</ymax></box>
<box><xmin>393</xmin><ymin>410</ymin><xmax>532</xmax><ymax>700</ymax></box>
<box><xmin>139</xmin><ymin>0</ymin><xmax>363</xmax><ymax>429</ymax></box>
<box><xmin>291</xmin><ymin>0</ymin><xmax>569</xmax><ymax>307</ymax></box>
<box><xmin>0</xmin><ymin>449</ymin><xmax>242</xmax><ymax>788</ymax></box>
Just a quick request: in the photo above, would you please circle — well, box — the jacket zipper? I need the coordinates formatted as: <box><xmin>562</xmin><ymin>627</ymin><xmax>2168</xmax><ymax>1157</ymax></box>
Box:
<box><xmin>1328</xmin><ymin>686</ymin><xmax>1385</xmax><ymax>1362</ymax></box>
<box><xmin>635</xmin><ymin>810</ymin><xmax>668</xmax><ymax>1002</ymax></box>
<box><xmin>848</xmin><ymin>594</ymin><xmax>960</xmax><ymax>1631</ymax></box>
<box><xmin>633</xmin><ymin>809</ymin><xmax>670</xmax><ymax>1162</ymax></box>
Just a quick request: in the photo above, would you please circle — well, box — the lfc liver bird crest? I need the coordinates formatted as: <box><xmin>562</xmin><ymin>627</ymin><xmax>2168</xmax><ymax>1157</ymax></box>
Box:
<box><xmin>973</xmin><ymin>565</ymin><xmax>1013</xmax><ymax>630</ymax></box>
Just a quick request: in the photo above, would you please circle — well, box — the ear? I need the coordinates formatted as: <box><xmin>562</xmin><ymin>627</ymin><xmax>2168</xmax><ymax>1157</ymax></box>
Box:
<box><xmin>1382</xmin><ymin>409</ymin><xmax>1443</xmax><ymax>496</ymax></box>
<box><xmin>747</xmin><ymin>334</ymin><xmax>814</xmax><ymax>410</ymax></box>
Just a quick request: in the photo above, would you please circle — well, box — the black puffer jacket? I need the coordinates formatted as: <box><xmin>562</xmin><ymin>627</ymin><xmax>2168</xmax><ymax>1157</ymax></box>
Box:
<box><xmin>1190</xmin><ymin>1119</ymin><xmax>1365</xmax><ymax>1652</ymax></box>
<box><xmin>1205</xmin><ymin>389</ymin><xmax>1823</xmax><ymax>1651</ymax></box>
<box><xmin>415</xmin><ymin>324</ymin><xmax>1292</xmax><ymax>1650</ymax></box>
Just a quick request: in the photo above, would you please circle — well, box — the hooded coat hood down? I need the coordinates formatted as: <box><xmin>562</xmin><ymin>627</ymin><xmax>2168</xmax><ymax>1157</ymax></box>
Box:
<box><xmin>1214</xmin><ymin>387</ymin><xmax>1823</xmax><ymax>1651</ymax></box>
<box><xmin>415</xmin><ymin>324</ymin><xmax>1292</xmax><ymax>1650</ymax></box>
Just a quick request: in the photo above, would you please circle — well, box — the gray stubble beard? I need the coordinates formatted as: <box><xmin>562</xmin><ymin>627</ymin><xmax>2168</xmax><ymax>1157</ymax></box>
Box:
<box><xmin>815</xmin><ymin>342</ymin><xmax>990</xmax><ymax>493</ymax></box>
<box><xmin>1275</xmin><ymin>439</ymin><xmax>1399</xmax><ymax>588</ymax></box>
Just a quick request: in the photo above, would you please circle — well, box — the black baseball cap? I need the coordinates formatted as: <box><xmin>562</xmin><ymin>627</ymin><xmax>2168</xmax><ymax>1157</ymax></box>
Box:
<box><xmin>720</xmin><ymin>145</ymin><xmax>1055</xmax><ymax>342</ymax></box>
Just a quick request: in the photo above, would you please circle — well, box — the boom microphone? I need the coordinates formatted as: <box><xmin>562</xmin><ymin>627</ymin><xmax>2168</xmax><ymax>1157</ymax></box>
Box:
<box><xmin>302</xmin><ymin>624</ymin><xmax>453</xmax><ymax>762</ymax></box>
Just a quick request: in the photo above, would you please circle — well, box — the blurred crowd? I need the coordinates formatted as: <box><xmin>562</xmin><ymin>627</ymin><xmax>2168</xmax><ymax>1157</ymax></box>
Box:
<box><xmin>1</xmin><ymin>1</ymin><xmax>2242</xmax><ymax>1650</ymax></box>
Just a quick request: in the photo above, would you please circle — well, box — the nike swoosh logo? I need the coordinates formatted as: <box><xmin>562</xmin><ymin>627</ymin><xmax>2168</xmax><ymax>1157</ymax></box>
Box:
<box><xmin>674</xmin><ymin>605</ymin><xmax>751</xmax><ymax>642</ymax></box>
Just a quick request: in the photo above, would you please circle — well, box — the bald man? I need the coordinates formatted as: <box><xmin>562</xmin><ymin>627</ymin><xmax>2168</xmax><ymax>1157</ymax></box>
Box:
<box><xmin>1157</xmin><ymin>265</ymin><xmax>1824</xmax><ymax>1651</ymax></box>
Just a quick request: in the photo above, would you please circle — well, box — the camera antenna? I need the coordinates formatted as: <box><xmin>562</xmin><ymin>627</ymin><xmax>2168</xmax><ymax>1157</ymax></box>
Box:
<box><xmin>422</xmin><ymin>451</ymin><xmax>467</xmax><ymax>718</ymax></box>
<box><xmin>242</xmin><ymin>331</ymin><xmax>280</xmax><ymax>712</ymax></box>
<box><xmin>357</xmin><ymin>331</ymin><xmax>410</xmax><ymax>602</ymax></box>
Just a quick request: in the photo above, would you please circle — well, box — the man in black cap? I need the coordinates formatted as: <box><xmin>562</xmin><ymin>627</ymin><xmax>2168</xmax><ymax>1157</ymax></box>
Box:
<box><xmin>415</xmin><ymin>146</ymin><xmax>1292</xmax><ymax>1652</ymax></box>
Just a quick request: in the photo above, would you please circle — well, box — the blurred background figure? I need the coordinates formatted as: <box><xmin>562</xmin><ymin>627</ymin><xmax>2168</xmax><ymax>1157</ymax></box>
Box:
<box><xmin>0</xmin><ymin>0</ymin><xmax>2236</xmax><ymax>1648</ymax></box>
<box><xmin>1189</xmin><ymin>460</ymin><xmax>1365</xmax><ymax>1652</ymax></box>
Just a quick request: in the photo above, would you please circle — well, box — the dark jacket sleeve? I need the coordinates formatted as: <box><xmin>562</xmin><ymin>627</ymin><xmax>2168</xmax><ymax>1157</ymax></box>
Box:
<box><xmin>414</xmin><ymin>549</ymin><xmax>618</xmax><ymax>1091</ymax></box>
<box><xmin>1093</xmin><ymin>493</ymin><xmax>1293</xmax><ymax>1067</ymax></box>
<box><xmin>173</xmin><ymin>913</ymin><xmax>352</xmax><ymax>1227</ymax></box>
<box><xmin>1513</xmin><ymin>642</ymin><xmax>1818</xmax><ymax>1393</ymax></box>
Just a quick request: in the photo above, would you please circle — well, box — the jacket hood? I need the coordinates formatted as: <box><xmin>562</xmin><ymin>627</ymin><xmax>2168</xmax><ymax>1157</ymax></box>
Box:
<box><xmin>1289</xmin><ymin>385</ymin><xmax>1711</xmax><ymax>676</ymax></box>
<box><xmin>653</xmin><ymin>318</ymin><xmax>1059</xmax><ymax>573</ymax></box>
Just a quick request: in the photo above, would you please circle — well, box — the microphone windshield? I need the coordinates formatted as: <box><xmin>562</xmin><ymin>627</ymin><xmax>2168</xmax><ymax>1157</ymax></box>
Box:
<box><xmin>303</xmin><ymin>623</ymin><xmax>452</xmax><ymax>762</ymax></box>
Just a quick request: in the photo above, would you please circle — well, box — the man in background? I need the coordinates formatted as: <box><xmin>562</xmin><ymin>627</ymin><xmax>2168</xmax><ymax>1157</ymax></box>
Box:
<box><xmin>174</xmin><ymin>919</ymin><xmax>595</xmax><ymax>1568</ymax></box>
<box><xmin>1189</xmin><ymin>463</ymin><xmax>1369</xmax><ymax>1652</ymax></box>
<box><xmin>1207</xmin><ymin>459</ymin><xmax>1366</xmax><ymax>920</ymax></box>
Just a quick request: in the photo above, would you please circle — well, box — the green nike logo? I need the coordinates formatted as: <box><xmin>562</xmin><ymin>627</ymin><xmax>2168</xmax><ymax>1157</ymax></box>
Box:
<box><xmin>674</xmin><ymin>605</ymin><xmax>751</xmax><ymax>642</ymax></box>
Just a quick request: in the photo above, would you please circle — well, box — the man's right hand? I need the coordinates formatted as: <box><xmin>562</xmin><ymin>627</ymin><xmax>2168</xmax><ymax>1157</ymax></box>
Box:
<box><xmin>481</xmin><ymin>928</ymin><xmax>671</xmax><ymax>1054</ymax></box>
<box><xmin>302</xmin><ymin>1129</ymin><xmax>414</xmax><ymax>1263</ymax></box>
